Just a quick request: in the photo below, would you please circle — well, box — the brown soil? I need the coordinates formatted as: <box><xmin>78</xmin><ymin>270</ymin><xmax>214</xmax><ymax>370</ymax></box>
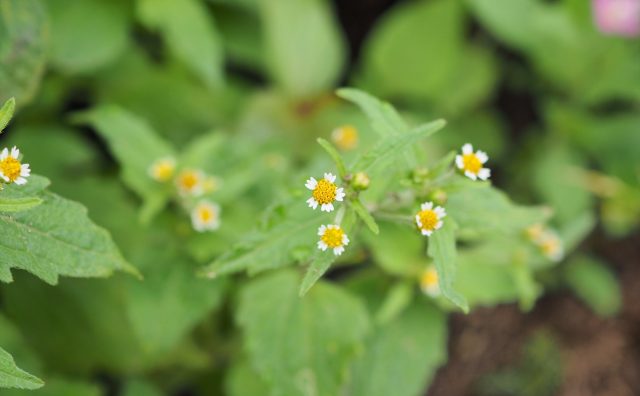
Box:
<box><xmin>428</xmin><ymin>231</ymin><xmax>640</xmax><ymax>396</ymax></box>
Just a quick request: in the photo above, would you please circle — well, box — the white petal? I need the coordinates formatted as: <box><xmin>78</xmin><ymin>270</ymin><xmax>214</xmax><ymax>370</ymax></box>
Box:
<box><xmin>342</xmin><ymin>234</ymin><xmax>350</xmax><ymax>245</ymax></box>
<box><xmin>11</xmin><ymin>146</ymin><xmax>19</xmax><ymax>158</ymax></box>
<box><xmin>415</xmin><ymin>215</ymin><xmax>422</xmax><ymax>228</ymax></box>
<box><xmin>434</xmin><ymin>206</ymin><xmax>446</xmax><ymax>217</ymax></box>
<box><xmin>464</xmin><ymin>170</ymin><xmax>477</xmax><ymax>180</ymax></box>
<box><xmin>421</xmin><ymin>229</ymin><xmax>432</xmax><ymax>236</ymax></box>
<box><xmin>21</xmin><ymin>164</ymin><xmax>30</xmax><ymax>176</ymax></box>
<box><xmin>321</xmin><ymin>203</ymin><xmax>334</xmax><ymax>212</ymax></box>
<box><xmin>0</xmin><ymin>171</ymin><xmax>8</xmax><ymax>182</ymax></box>
<box><xmin>14</xmin><ymin>177</ymin><xmax>27</xmax><ymax>185</ymax></box>
<box><xmin>435</xmin><ymin>221</ymin><xmax>443</xmax><ymax>230</ymax></box>
<box><xmin>455</xmin><ymin>155</ymin><xmax>464</xmax><ymax>169</ymax></box>
<box><xmin>324</xmin><ymin>173</ymin><xmax>336</xmax><ymax>183</ymax></box>
<box><xmin>0</xmin><ymin>148</ymin><xmax>7</xmax><ymax>160</ymax></box>
<box><xmin>421</xmin><ymin>202</ymin><xmax>433</xmax><ymax>211</ymax></box>
<box><xmin>317</xmin><ymin>225</ymin><xmax>327</xmax><ymax>236</ymax></box>
<box><xmin>317</xmin><ymin>241</ymin><xmax>328</xmax><ymax>251</ymax></box>
<box><xmin>462</xmin><ymin>143</ymin><xmax>473</xmax><ymax>154</ymax></box>
<box><xmin>476</xmin><ymin>150</ymin><xmax>489</xmax><ymax>164</ymax></box>
<box><xmin>305</xmin><ymin>177</ymin><xmax>317</xmax><ymax>190</ymax></box>
<box><xmin>307</xmin><ymin>198</ymin><xmax>318</xmax><ymax>209</ymax></box>
<box><xmin>333</xmin><ymin>246</ymin><xmax>344</xmax><ymax>256</ymax></box>
<box><xmin>478</xmin><ymin>168</ymin><xmax>491</xmax><ymax>180</ymax></box>
<box><xmin>335</xmin><ymin>188</ymin><xmax>345</xmax><ymax>201</ymax></box>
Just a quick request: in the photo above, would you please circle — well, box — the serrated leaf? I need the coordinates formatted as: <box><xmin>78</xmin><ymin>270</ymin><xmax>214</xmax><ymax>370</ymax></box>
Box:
<box><xmin>337</xmin><ymin>88</ymin><xmax>408</xmax><ymax>136</ymax></box>
<box><xmin>137</xmin><ymin>0</ymin><xmax>224</xmax><ymax>87</ymax></box>
<box><xmin>260</xmin><ymin>0</ymin><xmax>346</xmax><ymax>98</ymax></box>
<box><xmin>0</xmin><ymin>348</ymin><xmax>43</xmax><ymax>390</ymax></box>
<box><xmin>0</xmin><ymin>197</ymin><xmax>42</xmax><ymax>212</ymax></box>
<box><xmin>350</xmin><ymin>199</ymin><xmax>379</xmax><ymax>234</ymax></box>
<box><xmin>0</xmin><ymin>97</ymin><xmax>15</xmax><ymax>133</ymax></box>
<box><xmin>427</xmin><ymin>219</ymin><xmax>468</xmax><ymax>312</ymax></box>
<box><xmin>354</xmin><ymin>119</ymin><xmax>446</xmax><ymax>172</ymax></box>
<box><xmin>0</xmin><ymin>175</ymin><xmax>138</xmax><ymax>284</ymax></box>
<box><xmin>0</xmin><ymin>0</ymin><xmax>48</xmax><ymax>105</ymax></box>
<box><xmin>317</xmin><ymin>138</ymin><xmax>347</xmax><ymax>178</ymax></box>
<box><xmin>201</xmin><ymin>203</ymin><xmax>323</xmax><ymax>277</ymax></box>
<box><xmin>446</xmin><ymin>182</ymin><xmax>549</xmax><ymax>235</ymax></box>
<box><xmin>73</xmin><ymin>105</ymin><xmax>175</xmax><ymax>207</ymax></box>
<box><xmin>237</xmin><ymin>270</ymin><xmax>370</xmax><ymax>396</ymax></box>
<box><xmin>349</xmin><ymin>301</ymin><xmax>447</xmax><ymax>396</ymax></box>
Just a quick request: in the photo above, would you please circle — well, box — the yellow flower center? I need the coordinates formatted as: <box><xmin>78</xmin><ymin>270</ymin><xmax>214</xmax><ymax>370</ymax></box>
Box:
<box><xmin>312</xmin><ymin>179</ymin><xmax>337</xmax><ymax>204</ymax></box>
<box><xmin>420</xmin><ymin>268</ymin><xmax>438</xmax><ymax>288</ymax></box>
<box><xmin>178</xmin><ymin>171</ymin><xmax>200</xmax><ymax>190</ymax></box>
<box><xmin>152</xmin><ymin>161</ymin><xmax>174</xmax><ymax>182</ymax></box>
<box><xmin>198</xmin><ymin>206</ymin><xmax>215</xmax><ymax>223</ymax></box>
<box><xmin>0</xmin><ymin>156</ymin><xmax>21</xmax><ymax>182</ymax></box>
<box><xmin>332</xmin><ymin>125</ymin><xmax>358</xmax><ymax>151</ymax></box>
<box><xmin>540</xmin><ymin>238</ymin><xmax>559</xmax><ymax>256</ymax></box>
<box><xmin>462</xmin><ymin>153</ymin><xmax>482</xmax><ymax>174</ymax></box>
<box><xmin>417</xmin><ymin>209</ymin><xmax>438</xmax><ymax>231</ymax></box>
<box><xmin>321</xmin><ymin>227</ymin><xmax>344</xmax><ymax>248</ymax></box>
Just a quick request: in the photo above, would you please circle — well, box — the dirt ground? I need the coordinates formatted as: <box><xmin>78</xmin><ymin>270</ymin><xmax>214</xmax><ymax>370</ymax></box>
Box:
<box><xmin>427</xmin><ymin>230</ymin><xmax>640</xmax><ymax>396</ymax></box>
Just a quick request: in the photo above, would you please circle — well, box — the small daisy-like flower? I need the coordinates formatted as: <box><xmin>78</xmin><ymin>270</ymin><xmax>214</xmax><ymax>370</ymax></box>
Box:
<box><xmin>317</xmin><ymin>224</ymin><xmax>350</xmax><ymax>256</ymax></box>
<box><xmin>536</xmin><ymin>231</ymin><xmax>564</xmax><ymax>262</ymax></box>
<box><xmin>415</xmin><ymin>201</ymin><xmax>446</xmax><ymax>236</ymax></box>
<box><xmin>0</xmin><ymin>146</ymin><xmax>30</xmax><ymax>185</ymax></box>
<box><xmin>176</xmin><ymin>169</ymin><xmax>205</xmax><ymax>196</ymax></box>
<box><xmin>331</xmin><ymin>125</ymin><xmax>358</xmax><ymax>151</ymax></box>
<box><xmin>305</xmin><ymin>172</ymin><xmax>345</xmax><ymax>212</ymax></box>
<box><xmin>148</xmin><ymin>156</ymin><xmax>176</xmax><ymax>182</ymax></box>
<box><xmin>191</xmin><ymin>200</ymin><xmax>221</xmax><ymax>232</ymax></box>
<box><xmin>420</xmin><ymin>266</ymin><xmax>440</xmax><ymax>297</ymax></box>
<box><xmin>455</xmin><ymin>143</ymin><xmax>490</xmax><ymax>181</ymax></box>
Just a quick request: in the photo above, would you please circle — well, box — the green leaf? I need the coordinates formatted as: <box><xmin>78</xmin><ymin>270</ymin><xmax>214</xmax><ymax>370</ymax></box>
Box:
<box><xmin>298</xmin><ymin>250</ymin><xmax>338</xmax><ymax>297</ymax></box>
<box><xmin>0</xmin><ymin>0</ymin><xmax>48</xmax><ymax>105</ymax></box>
<box><xmin>359</xmin><ymin>0</ymin><xmax>464</xmax><ymax>101</ymax></box>
<box><xmin>351</xmin><ymin>199</ymin><xmax>379</xmax><ymax>234</ymax></box>
<box><xmin>0</xmin><ymin>97</ymin><xmax>15</xmax><ymax>133</ymax></box>
<box><xmin>364</xmin><ymin>221</ymin><xmax>424</xmax><ymax>276</ymax></box>
<box><xmin>446</xmin><ymin>181</ymin><xmax>549</xmax><ymax>235</ymax></box>
<box><xmin>564</xmin><ymin>255</ymin><xmax>621</xmax><ymax>317</ymax></box>
<box><xmin>317</xmin><ymin>138</ymin><xmax>347</xmax><ymax>178</ymax></box>
<box><xmin>47</xmin><ymin>0</ymin><xmax>130</xmax><ymax>73</ymax></box>
<box><xmin>349</xmin><ymin>301</ymin><xmax>447</xmax><ymax>396</ymax></box>
<box><xmin>137</xmin><ymin>0</ymin><xmax>224</xmax><ymax>87</ymax></box>
<box><xmin>259</xmin><ymin>0</ymin><xmax>346</xmax><ymax>98</ymax></box>
<box><xmin>337</xmin><ymin>88</ymin><xmax>408</xmax><ymax>136</ymax></box>
<box><xmin>354</xmin><ymin>119</ymin><xmax>446</xmax><ymax>172</ymax></box>
<box><xmin>73</xmin><ymin>105</ymin><xmax>175</xmax><ymax>203</ymax></box>
<box><xmin>466</xmin><ymin>0</ymin><xmax>539</xmax><ymax>50</ymax></box>
<box><xmin>427</xmin><ymin>219</ymin><xmax>468</xmax><ymax>312</ymax></box>
<box><xmin>374</xmin><ymin>281</ymin><xmax>414</xmax><ymax>325</ymax></box>
<box><xmin>2</xmin><ymin>378</ymin><xmax>101</xmax><ymax>396</ymax></box>
<box><xmin>0</xmin><ymin>175</ymin><xmax>138</xmax><ymax>284</ymax></box>
<box><xmin>201</xmin><ymin>203</ymin><xmax>323</xmax><ymax>277</ymax></box>
<box><xmin>237</xmin><ymin>270</ymin><xmax>370</xmax><ymax>396</ymax></box>
<box><xmin>0</xmin><ymin>348</ymin><xmax>43</xmax><ymax>390</ymax></box>
<box><xmin>0</xmin><ymin>197</ymin><xmax>42</xmax><ymax>212</ymax></box>
<box><xmin>225</xmin><ymin>359</ymin><xmax>271</xmax><ymax>396</ymax></box>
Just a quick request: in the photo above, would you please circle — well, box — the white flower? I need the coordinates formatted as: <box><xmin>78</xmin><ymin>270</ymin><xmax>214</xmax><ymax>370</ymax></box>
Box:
<box><xmin>0</xmin><ymin>146</ymin><xmax>30</xmax><ymax>185</ymax></box>
<box><xmin>305</xmin><ymin>172</ymin><xmax>346</xmax><ymax>212</ymax></box>
<box><xmin>191</xmin><ymin>200</ymin><xmax>221</xmax><ymax>232</ymax></box>
<box><xmin>331</xmin><ymin>125</ymin><xmax>358</xmax><ymax>151</ymax></box>
<box><xmin>537</xmin><ymin>230</ymin><xmax>564</xmax><ymax>262</ymax></box>
<box><xmin>455</xmin><ymin>143</ymin><xmax>491</xmax><ymax>181</ymax></box>
<box><xmin>415</xmin><ymin>201</ymin><xmax>446</xmax><ymax>236</ymax></box>
<box><xmin>317</xmin><ymin>224</ymin><xmax>350</xmax><ymax>256</ymax></box>
<box><xmin>420</xmin><ymin>266</ymin><xmax>440</xmax><ymax>297</ymax></box>
<box><xmin>148</xmin><ymin>156</ymin><xmax>176</xmax><ymax>182</ymax></box>
<box><xmin>176</xmin><ymin>169</ymin><xmax>205</xmax><ymax>196</ymax></box>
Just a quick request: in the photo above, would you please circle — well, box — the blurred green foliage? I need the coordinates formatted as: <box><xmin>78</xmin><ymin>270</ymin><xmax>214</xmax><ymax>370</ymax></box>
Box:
<box><xmin>0</xmin><ymin>0</ymin><xmax>636</xmax><ymax>394</ymax></box>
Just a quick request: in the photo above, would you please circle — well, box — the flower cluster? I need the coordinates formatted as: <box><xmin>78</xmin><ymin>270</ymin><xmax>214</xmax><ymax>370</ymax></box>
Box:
<box><xmin>0</xmin><ymin>146</ymin><xmax>30</xmax><ymax>188</ymax></box>
<box><xmin>526</xmin><ymin>224</ymin><xmax>565</xmax><ymax>262</ymax></box>
<box><xmin>305</xmin><ymin>172</ymin><xmax>350</xmax><ymax>256</ymax></box>
<box><xmin>148</xmin><ymin>157</ymin><xmax>222</xmax><ymax>232</ymax></box>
